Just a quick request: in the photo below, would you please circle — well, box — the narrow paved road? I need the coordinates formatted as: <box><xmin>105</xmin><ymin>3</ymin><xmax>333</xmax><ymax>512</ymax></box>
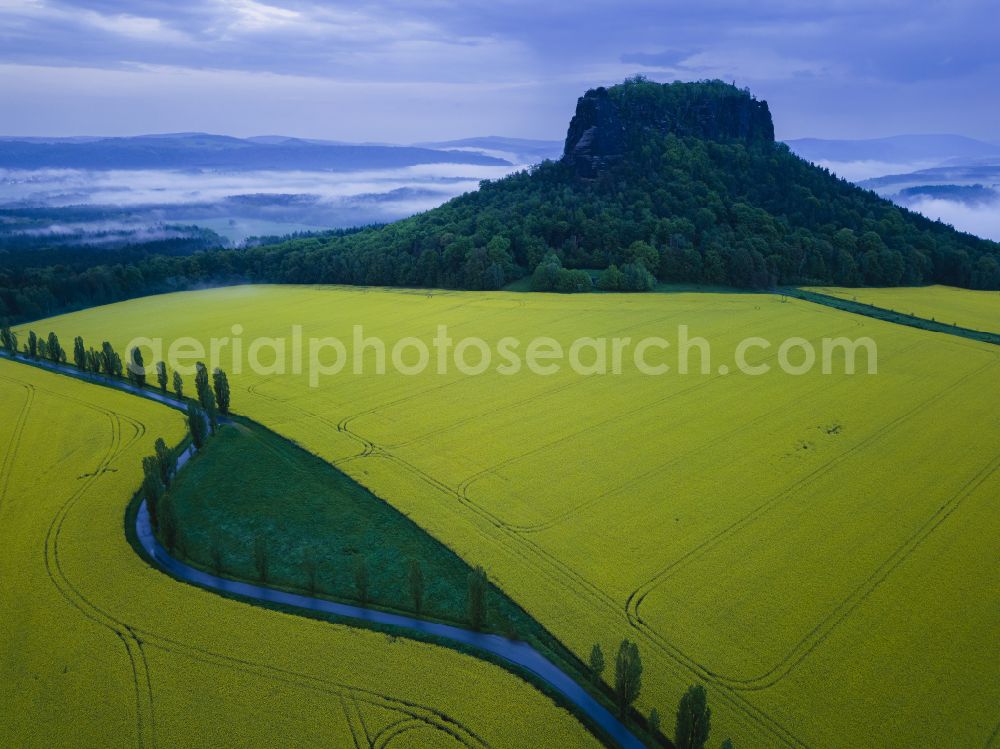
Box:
<box><xmin>0</xmin><ymin>350</ymin><xmax>649</xmax><ymax>749</ymax></box>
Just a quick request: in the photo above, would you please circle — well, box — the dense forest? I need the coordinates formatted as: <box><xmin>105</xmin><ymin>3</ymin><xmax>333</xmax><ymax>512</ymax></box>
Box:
<box><xmin>2</xmin><ymin>79</ymin><xmax>999</xmax><ymax>323</ymax></box>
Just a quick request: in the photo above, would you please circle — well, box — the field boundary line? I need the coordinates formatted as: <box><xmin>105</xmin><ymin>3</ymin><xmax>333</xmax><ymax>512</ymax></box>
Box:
<box><xmin>785</xmin><ymin>288</ymin><xmax>1000</xmax><ymax>345</ymax></box>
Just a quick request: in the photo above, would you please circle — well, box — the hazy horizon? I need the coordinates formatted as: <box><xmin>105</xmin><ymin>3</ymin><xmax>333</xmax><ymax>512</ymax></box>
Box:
<box><xmin>0</xmin><ymin>130</ymin><xmax>997</xmax><ymax>147</ymax></box>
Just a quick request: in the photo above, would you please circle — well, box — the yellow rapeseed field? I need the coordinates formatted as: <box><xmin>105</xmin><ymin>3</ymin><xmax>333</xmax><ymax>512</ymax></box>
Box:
<box><xmin>806</xmin><ymin>284</ymin><xmax>1000</xmax><ymax>333</ymax></box>
<box><xmin>21</xmin><ymin>285</ymin><xmax>1000</xmax><ymax>749</ymax></box>
<box><xmin>0</xmin><ymin>358</ymin><xmax>604</xmax><ymax>749</ymax></box>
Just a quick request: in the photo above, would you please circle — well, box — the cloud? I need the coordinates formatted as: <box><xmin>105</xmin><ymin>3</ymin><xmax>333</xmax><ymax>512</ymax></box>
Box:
<box><xmin>1</xmin><ymin>0</ymin><xmax>998</xmax><ymax>140</ymax></box>
<box><xmin>619</xmin><ymin>48</ymin><xmax>694</xmax><ymax>69</ymax></box>
<box><xmin>80</xmin><ymin>8</ymin><xmax>191</xmax><ymax>42</ymax></box>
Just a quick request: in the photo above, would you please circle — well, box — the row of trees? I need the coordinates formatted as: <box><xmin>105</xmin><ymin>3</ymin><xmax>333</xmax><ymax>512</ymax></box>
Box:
<box><xmin>145</xmin><ymin>366</ymin><xmax>222</xmax><ymax>531</ymax></box>
<box><xmin>0</xmin><ymin>326</ymin><xmax>233</xmax><ymax>420</ymax></box>
<box><xmin>0</xmin><ymin>326</ymin><xmax>69</xmax><ymax>365</ymax></box>
<box><xmin>143</xmin><ymin>437</ymin><xmax>177</xmax><ymax>539</ymax></box>
<box><xmin>588</xmin><ymin>640</ymin><xmax>732</xmax><ymax>748</ymax></box>
<box><xmin>145</xmin><ymin>398</ymin><xmax>216</xmax><ymax>554</ymax></box>
<box><xmin>0</xmin><ymin>325</ymin><xmax>233</xmax><ymax>555</ymax></box>
<box><xmin>228</xmin><ymin>531</ymin><xmax>491</xmax><ymax>632</ymax></box>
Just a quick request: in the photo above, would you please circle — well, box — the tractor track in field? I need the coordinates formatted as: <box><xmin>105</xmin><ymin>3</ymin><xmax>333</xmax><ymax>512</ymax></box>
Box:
<box><xmin>0</xmin><ymin>322</ymin><xmax>833</xmax><ymax>749</ymax></box>
<box><xmin>1</xmin><ymin>354</ymin><xmax>649</xmax><ymax>749</ymax></box>
<box><xmin>44</xmin><ymin>406</ymin><xmax>157</xmax><ymax>749</ymax></box>
<box><xmin>0</xmin><ymin>359</ymin><xmax>495</xmax><ymax>749</ymax></box>
<box><xmin>326</xmin><ymin>315</ymin><xmax>989</xmax><ymax>749</ymax></box>
<box><xmin>11</xmin><ymin>292</ymin><xmax>993</xmax><ymax>749</ymax></box>
<box><xmin>357</xmin><ymin>444</ymin><xmax>813</xmax><ymax>749</ymax></box>
<box><xmin>0</xmin><ymin>378</ymin><xmax>34</xmax><ymax>511</ymax></box>
<box><xmin>136</xmin><ymin>632</ymin><xmax>491</xmax><ymax>749</ymax></box>
<box><xmin>0</xmin><ymin>368</ymin><xmax>159</xmax><ymax>747</ymax></box>
<box><xmin>625</xmin><ymin>355</ymin><xmax>1000</xmax><ymax>691</ymax></box>
<box><xmin>332</xmin><ymin>415</ymin><xmax>811</xmax><ymax>746</ymax></box>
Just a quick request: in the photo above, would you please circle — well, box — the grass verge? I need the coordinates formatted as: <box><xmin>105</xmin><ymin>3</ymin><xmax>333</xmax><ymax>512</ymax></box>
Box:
<box><xmin>787</xmin><ymin>287</ymin><xmax>1000</xmax><ymax>345</ymax></box>
<box><xmin>136</xmin><ymin>417</ymin><xmax>668</xmax><ymax>748</ymax></box>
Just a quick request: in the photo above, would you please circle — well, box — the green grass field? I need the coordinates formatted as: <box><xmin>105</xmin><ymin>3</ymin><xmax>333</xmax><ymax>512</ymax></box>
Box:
<box><xmin>805</xmin><ymin>284</ymin><xmax>1000</xmax><ymax>334</ymax></box>
<box><xmin>0</xmin><ymin>358</ymin><xmax>604</xmax><ymax>749</ymax></box>
<box><xmin>19</xmin><ymin>284</ymin><xmax>1000</xmax><ymax>749</ymax></box>
<box><xmin>166</xmin><ymin>420</ymin><xmax>581</xmax><ymax>647</ymax></box>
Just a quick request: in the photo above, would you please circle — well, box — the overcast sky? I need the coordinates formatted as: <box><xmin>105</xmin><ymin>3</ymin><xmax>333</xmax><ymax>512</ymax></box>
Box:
<box><xmin>1</xmin><ymin>0</ymin><xmax>997</xmax><ymax>142</ymax></box>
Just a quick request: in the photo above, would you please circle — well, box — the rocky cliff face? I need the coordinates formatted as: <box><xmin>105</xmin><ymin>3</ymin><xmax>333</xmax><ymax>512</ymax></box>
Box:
<box><xmin>563</xmin><ymin>80</ymin><xmax>774</xmax><ymax>176</ymax></box>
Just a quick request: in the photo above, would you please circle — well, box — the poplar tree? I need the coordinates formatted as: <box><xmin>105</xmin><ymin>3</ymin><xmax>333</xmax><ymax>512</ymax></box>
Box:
<box><xmin>46</xmin><ymin>332</ymin><xmax>65</xmax><ymax>363</ymax></box>
<box><xmin>675</xmin><ymin>684</ymin><xmax>711</xmax><ymax>749</ymax></box>
<box><xmin>142</xmin><ymin>454</ymin><xmax>165</xmax><ymax>531</ymax></box>
<box><xmin>159</xmin><ymin>497</ymin><xmax>178</xmax><ymax>552</ymax></box>
<box><xmin>589</xmin><ymin>643</ymin><xmax>606</xmax><ymax>684</ymax></box>
<box><xmin>100</xmin><ymin>342</ymin><xmax>117</xmax><ymax>376</ymax></box>
<box><xmin>467</xmin><ymin>566</ymin><xmax>488</xmax><ymax>630</ymax></box>
<box><xmin>156</xmin><ymin>361</ymin><xmax>168</xmax><ymax>391</ymax></box>
<box><xmin>408</xmin><ymin>559</ymin><xmax>424</xmax><ymax>615</ymax></box>
<box><xmin>614</xmin><ymin>640</ymin><xmax>643</xmax><ymax>717</ymax></box>
<box><xmin>73</xmin><ymin>336</ymin><xmax>86</xmax><ymax>370</ymax></box>
<box><xmin>187</xmin><ymin>403</ymin><xmax>207</xmax><ymax>449</ymax></box>
<box><xmin>1</xmin><ymin>326</ymin><xmax>19</xmax><ymax>356</ymax></box>
<box><xmin>212</xmin><ymin>368</ymin><xmax>231</xmax><ymax>415</ymax></box>
<box><xmin>154</xmin><ymin>437</ymin><xmax>174</xmax><ymax>487</ymax></box>
<box><xmin>128</xmin><ymin>347</ymin><xmax>146</xmax><ymax>387</ymax></box>
<box><xmin>194</xmin><ymin>362</ymin><xmax>212</xmax><ymax>408</ymax></box>
<box><xmin>203</xmin><ymin>387</ymin><xmax>218</xmax><ymax>433</ymax></box>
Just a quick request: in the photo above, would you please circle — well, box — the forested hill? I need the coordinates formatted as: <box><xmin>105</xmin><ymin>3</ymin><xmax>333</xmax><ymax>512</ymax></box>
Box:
<box><xmin>257</xmin><ymin>78</ymin><xmax>1000</xmax><ymax>291</ymax></box>
<box><xmin>4</xmin><ymin>79</ymin><xmax>1000</xmax><ymax>323</ymax></box>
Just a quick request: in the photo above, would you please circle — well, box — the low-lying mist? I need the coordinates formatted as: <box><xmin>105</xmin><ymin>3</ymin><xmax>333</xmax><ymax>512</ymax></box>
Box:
<box><xmin>0</xmin><ymin>162</ymin><xmax>522</xmax><ymax>245</ymax></box>
<box><xmin>816</xmin><ymin>158</ymin><xmax>1000</xmax><ymax>242</ymax></box>
<box><xmin>904</xmin><ymin>197</ymin><xmax>1000</xmax><ymax>242</ymax></box>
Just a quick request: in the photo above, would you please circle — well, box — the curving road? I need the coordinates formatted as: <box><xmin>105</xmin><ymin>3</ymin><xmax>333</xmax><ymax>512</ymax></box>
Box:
<box><xmin>0</xmin><ymin>350</ymin><xmax>648</xmax><ymax>749</ymax></box>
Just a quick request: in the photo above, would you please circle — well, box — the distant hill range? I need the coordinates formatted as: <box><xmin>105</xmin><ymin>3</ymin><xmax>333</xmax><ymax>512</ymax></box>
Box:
<box><xmin>414</xmin><ymin>136</ymin><xmax>563</xmax><ymax>165</ymax></box>
<box><xmin>0</xmin><ymin>132</ymin><xmax>512</xmax><ymax>171</ymax></box>
<box><xmin>785</xmin><ymin>134</ymin><xmax>1000</xmax><ymax>166</ymax></box>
